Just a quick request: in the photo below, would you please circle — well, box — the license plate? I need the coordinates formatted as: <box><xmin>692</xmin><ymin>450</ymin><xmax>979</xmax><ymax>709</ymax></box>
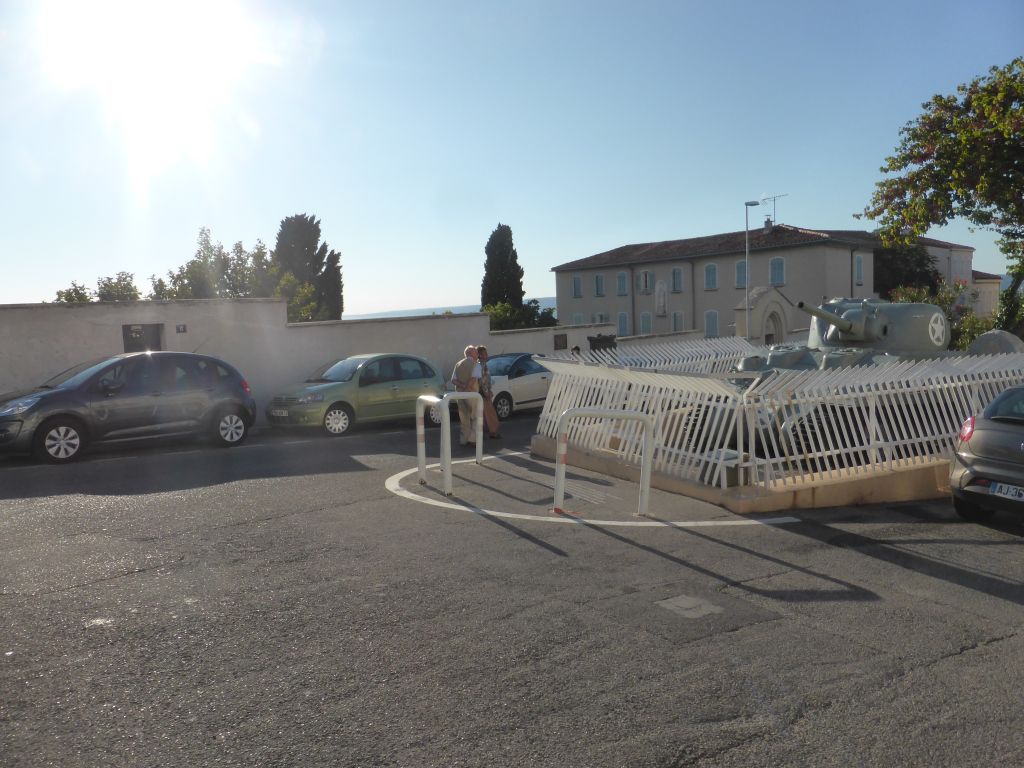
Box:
<box><xmin>270</xmin><ymin>409</ymin><xmax>288</xmax><ymax>417</ymax></box>
<box><xmin>991</xmin><ymin>482</ymin><xmax>1024</xmax><ymax>501</ymax></box>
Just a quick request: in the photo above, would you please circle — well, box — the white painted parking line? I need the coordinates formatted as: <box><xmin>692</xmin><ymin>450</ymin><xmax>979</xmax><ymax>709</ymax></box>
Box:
<box><xmin>384</xmin><ymin>453</ymin><xmax>800</xmax><ymax>529</ymax></box>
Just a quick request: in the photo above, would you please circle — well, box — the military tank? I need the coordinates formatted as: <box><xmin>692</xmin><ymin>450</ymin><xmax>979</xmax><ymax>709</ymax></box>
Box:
<box><xmin>736</xmin><ymin>298</ymin><xmax>951</xmax><ymax>374</ymax></box>
<box><xmin>728</xmin><ymin>297</ymin><xmax>1021</xmax><ymax>463</ymax></box>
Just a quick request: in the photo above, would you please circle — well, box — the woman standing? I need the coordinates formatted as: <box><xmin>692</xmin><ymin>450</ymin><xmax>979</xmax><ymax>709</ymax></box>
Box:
<box><xmin>476</xmin><ymin>345</ymin><xmax>502</xmax><ymax>439</ymax></box>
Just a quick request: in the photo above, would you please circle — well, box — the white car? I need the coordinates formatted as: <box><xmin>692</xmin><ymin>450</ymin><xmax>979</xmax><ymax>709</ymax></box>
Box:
<box><xmin>485</xmin><ymin>353</ymin><xmax>552</xmax><ymax>420</ymax></box>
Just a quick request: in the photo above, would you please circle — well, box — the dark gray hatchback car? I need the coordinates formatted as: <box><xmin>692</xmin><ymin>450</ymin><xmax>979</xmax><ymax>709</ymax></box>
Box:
<box><xmin>0</xmin><ymin>352</ymin><xmax>257</xmax><ymax>463</ymax></box>
<box><xmin>950</xmin><ymin>384</ymin><xmax>1024</xmax><ymax>521</ymax></box>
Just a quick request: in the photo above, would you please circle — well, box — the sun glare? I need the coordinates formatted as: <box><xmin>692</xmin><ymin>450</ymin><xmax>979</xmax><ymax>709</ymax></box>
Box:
<box><xmin>34</xmin><ymin>0</ymin><xmax>275</xmax><ymax>193</ymax></box>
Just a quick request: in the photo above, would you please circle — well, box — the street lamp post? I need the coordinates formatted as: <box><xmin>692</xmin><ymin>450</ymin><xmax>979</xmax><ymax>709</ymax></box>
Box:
<box><xmin>744</xmin><ymin>200</ymin><xmax>760</xmax><ymax>340</ymax></box>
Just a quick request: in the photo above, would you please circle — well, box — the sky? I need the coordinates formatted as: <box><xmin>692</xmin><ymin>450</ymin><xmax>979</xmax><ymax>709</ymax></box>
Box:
<box><xmin>0</xmin><ymin>0</ymin><xmax>1021</xmax><ymax>316</ymax></box>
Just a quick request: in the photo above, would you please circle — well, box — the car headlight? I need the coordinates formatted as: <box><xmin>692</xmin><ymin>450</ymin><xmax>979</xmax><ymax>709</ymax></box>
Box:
<box><xmin>296</xmin><ymin>392</ymin><xmax>325</xmax><ymax>405</ymax></box>
<box><xmin>0</xmin><ymin>397</ymin><xmax>40</xmax><ymax>417</ymax></box>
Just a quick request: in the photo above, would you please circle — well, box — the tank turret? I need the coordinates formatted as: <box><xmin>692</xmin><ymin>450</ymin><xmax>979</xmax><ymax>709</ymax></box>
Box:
<box><xmin>798</xmin><ymin>298</ymin><xmax>949</xmax><ymax>355</ymax></box>
<box><xmin>734</xmin><ymin>297</ymin><xmax>951</xmax><ymax>379</ymax></box>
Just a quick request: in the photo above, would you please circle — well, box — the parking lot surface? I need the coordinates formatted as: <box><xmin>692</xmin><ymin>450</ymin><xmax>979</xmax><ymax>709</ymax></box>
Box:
<box><xmin>3</xmin><ymin>416</ymin><xmax>1024</xmax><ymax>767</ymax></box>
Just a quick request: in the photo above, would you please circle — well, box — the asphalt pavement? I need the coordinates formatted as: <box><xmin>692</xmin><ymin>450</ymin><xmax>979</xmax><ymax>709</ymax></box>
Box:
<box><xmin>3</xmin><ymin>415</ymin><xmax>1024</xmax><ymax>767</ymax></box>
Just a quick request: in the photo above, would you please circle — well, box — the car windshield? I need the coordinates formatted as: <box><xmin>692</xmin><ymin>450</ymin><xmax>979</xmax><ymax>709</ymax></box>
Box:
<box><xmin>307</xmin><ymin>357</ymin><xmax>362</xmax><ymax>382</ymax></box>
<box><xmin>485</xmin><ymin>356</ymin><xmax>519</xmax><ymax>376</ymax></box>
<box><xmin>41</xmin><ymin>357</ymin><xmax>119</xmax><ymax>389</ymax></box>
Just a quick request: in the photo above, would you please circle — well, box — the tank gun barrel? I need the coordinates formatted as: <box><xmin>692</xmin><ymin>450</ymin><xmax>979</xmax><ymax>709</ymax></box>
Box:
<box><xmin>797</xmin><ymin>301</ymin><xmax>854</xmax><ymax>334</ymax></box>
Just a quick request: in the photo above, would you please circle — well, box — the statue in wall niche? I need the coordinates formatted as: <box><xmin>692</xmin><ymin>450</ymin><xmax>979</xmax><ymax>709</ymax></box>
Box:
<box><xmin>655</xmin><ymin>280</ymin><xmax>667</xmax><ymax>317</ymax></box>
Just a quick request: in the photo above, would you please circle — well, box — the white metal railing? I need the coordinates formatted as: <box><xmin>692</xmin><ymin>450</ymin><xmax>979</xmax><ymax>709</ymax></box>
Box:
<box><xmin>416</xmin><ymin>393</ymin><xmax>482</xmax><ymax>495</ymax></box>
<box><xmin>536</xmin><ymin>353</ymin><xmax>1024</xmax><ymax>490</ymax></box>
<box><xmin>549</xmin><ymin>336</ymin><xmax>765</xmax><ymax>374</ymax></box>
<box><xmin>552</xmin><ymin>408</ymin><xmax>654</xmax><ymax>517</ymax></box>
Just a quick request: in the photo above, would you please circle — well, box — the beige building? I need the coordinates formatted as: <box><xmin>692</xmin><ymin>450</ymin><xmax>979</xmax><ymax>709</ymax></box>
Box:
<box><xmin>553</xmin><ymin>221</ymin><xmax>989</xmax><ymax>344</ymax></box>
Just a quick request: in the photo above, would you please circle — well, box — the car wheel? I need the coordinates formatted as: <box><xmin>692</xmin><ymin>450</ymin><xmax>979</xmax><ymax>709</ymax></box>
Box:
<box><xmin>323</xmin><ymin>403</ymin><xmax>354</xmax><ymax>436</ymax></box>
<box><xmin>494</xmin><ymin>393</ymin><xmax>513</xmax><ymax>421</ymax></box>
<box><xmin>213</xmin><ymin>408</ymin><xmax>248</xmax><ymax>446</ymax></box>
<box><xmin>953</xmin><ymin>495</ymin><xmax>994</xmax><ymax>522</ymax></box>
<box><xmin>34</xmin><ymin>417</ymin><xmax>87</xmax><ymax>463</ymax></box>
<box><xmin>425</xmin><ymin>402</ymin><xmax>443</xmax><ymax>428</ymax></box>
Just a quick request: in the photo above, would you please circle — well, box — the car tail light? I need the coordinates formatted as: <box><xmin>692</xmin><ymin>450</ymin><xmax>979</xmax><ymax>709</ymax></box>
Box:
<box><xmin>241</xmin><ymin>379</ymin><xmax>252</xmax><ymax>396</ymax></box>
<box><xmin>958</xmin><ymin>415</ymin><xmax>975</xmax><ymax>442</ymax></box>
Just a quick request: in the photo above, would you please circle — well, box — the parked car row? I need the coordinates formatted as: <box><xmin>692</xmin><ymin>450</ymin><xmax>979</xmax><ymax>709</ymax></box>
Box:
<box><xmin>0</xmin><ymin>350</ymin><xmax>555</xmax><ymax>463</ymax></box>
<box><xmin>7</xmin><ymin>348</ymin><xmax>1024</xmax><ymax>527</ymax></box>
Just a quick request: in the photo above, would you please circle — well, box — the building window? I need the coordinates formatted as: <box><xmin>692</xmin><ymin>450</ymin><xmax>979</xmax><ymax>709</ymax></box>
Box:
<box><xmin>704</xmin><ymin>264</ymin><xmax>718</xmax><ymax>290</ymax></box>
<box><xmin>705</xmin><ymin>310</ymin><xmax>719</xmax><ymax>338</ymax></box>
<box><xmin>640</xmin><ymin>312</ymin><xmax>652</xmax><ymax>335</ymax></box>
<box><xmin>769</xmin><ymin>257</ymin><xmax>785</xmax><ymax>286</ymax></box>
<box><xmin>593</xmin><ymin>312</ymin><xmax>609</xmax><ymax>324</ymax></box>
<box><xmin>637</xmin><ymin>270</ymin><xmax>653</xmax><ymax>294</ymax></box>
<box><xmin>594</xmin><ymin>274</ymin><xmax>605</xmax><ymax>297</ymax></box>
<box><xmin>855</xmin><ymin>253</ymin><xmax>864</xmax><ymax>286</ymax></box>
<box><xmin>671</xmin><ymin>268</ymin><xmax>683</xmax><ymax>293</ymax></box>
<box><xmin>735</xmin><ymin>260</ymin><xmax>746</xmax><ymax>289</ymax></box>
<box><xmin>572</xmin><ymin>276</ymin><xmax>582</xmax><ymax>298</ymax></box>
<box><xmin>671</xmin><ymin>311</ymin><xmax>683</xmax><ymax>332</ymax></box>
<box><xmin>616</xmin><ymin>272</ymin><xmax>628</xmax><ymax>296</ymax></box>
<box><xmin>617</xmin><ymin>312</ymin><xmax>630</xmax><ymax>337</ymax></box>
<box><xmin>572</xmin><ymin>312</ymin><xmax>584</xmax><ymax>325</ymax></box>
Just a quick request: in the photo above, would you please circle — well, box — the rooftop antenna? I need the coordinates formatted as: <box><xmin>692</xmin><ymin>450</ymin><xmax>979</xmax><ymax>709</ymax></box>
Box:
<box><xmin>760</xmin><ymin>192</ymin><xmax>789</xmax><ymax>223</ymax></box>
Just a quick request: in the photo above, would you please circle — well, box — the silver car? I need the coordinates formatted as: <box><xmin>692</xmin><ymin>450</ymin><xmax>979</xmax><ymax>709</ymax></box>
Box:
<box><xmin>950</xmin><ymin>384</ymin><xmax>1024</xmax><ymax>521</ymax></box>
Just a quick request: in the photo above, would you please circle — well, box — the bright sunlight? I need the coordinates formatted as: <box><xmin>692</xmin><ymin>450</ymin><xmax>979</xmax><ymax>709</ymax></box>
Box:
<box><xmin>34</xmin><ymin>0</ymin><xmax>276</xmax><ymax>193</ymax></box>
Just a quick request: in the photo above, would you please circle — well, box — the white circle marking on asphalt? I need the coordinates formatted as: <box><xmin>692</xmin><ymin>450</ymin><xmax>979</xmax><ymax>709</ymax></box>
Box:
<box><xmin>384</xmin><ymin>452</ymin><xmax>800</xmax><ymax>528</ymax></box>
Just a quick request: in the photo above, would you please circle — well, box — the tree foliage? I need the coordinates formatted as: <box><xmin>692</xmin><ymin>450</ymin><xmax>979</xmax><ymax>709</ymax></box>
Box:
<box><xmin>481</xmin><ymin>223</ymin><xmax>525</xmax><ymax>309</ymax></box>
<box><xmin>861</xmin><ymin>57</ymin><xmax>1024</xmax><ymax>330</ymax></box>
<box><xmin>52</xmin><ymin>215</ymin><xmax>345</xmax><ymax>324</ymax></box>
<box><xmin>483</xmin><ymin>299</ymin><xmax>557</xmax><ymax>331</ymax></box>
<box><xmin>149</xmin><ymin>228</ymin><xmax>275</xmax><ymax>301</ymax></box>
<box><xmin>95</xmin><ymin>272</ymin><xmax>141</xmax><ymax>302</ymax></box>
<box><xmin>272</xmin><ymin>214</ymin><xmax>343</xmax><ymax>322</ymax></box>
<box><xmin>54</xmin><ymin>281</ymin><xmax>92</xmax><ymax>304</ymax></box>
<box><xmin>55</xmin><ymin>273</ymin><xmax>141</xmax><ymax>303</ymax></box>
<box><xmin>873</xmin><ymin>244</ymin><xmax>941</xmax><ymax>299</ymax></box>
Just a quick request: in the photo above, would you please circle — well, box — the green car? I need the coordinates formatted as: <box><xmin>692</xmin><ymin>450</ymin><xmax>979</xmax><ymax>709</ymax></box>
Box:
<box><xmin>265</xmin><ymin>353</ymin><xmax>445</xmax><ymax>435</ymax></box>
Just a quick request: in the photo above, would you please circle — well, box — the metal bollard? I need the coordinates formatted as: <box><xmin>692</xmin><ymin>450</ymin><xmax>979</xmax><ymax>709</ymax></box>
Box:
<box><xmin>552</xmin><ymin>407</ymin><xmax>654</xmax><ymax>517</ymax></box>
<box><xmin>416</xmin><ymin>392</ymin><xmax>483</xmax><ymax>496</ymax></box>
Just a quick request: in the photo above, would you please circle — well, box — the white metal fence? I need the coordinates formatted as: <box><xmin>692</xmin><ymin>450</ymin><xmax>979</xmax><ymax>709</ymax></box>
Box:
<box><xmin>553</xmin><ymin>336</ymin><xmax>765</xmax><ymax>374</ymax></box>
<box><xmin>536</xmin><ymin>350</ymin><xmax>1024</xmax><ymax>490</ymax></box>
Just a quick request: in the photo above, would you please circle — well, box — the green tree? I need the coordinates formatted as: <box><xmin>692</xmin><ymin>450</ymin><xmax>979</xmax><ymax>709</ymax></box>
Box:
<box><xmin>150</xmin><ymin>228</ymin><xmax>278</xmax><ymax>301</ymax></box>
<box><xmin>54</xmin><ymin>281</ymin><xmax>92</xmax><ymax>304</ymax></box>
<box><xmin>861</xmin><ymin>57</ymin><xmax>1024</xmax><ymax>329</ymax></box>
<box><xmin>483</xmin><ymin>299</ymin><xmax>557</xmax><ymax>331</ymax></box>
<box><xmin>873</xmin><ymin>244</ymin><xmax>941</xmax><ymax>299</ymax></box>
<box><xmin>95</xmin><ymin>272</ymin><xmax>141</xmax><ymax>302</ymax></box>
<box><xmin>272</xmin><ymin>214</ymin><xmax>343</xmax><ymax>321</ymax></box>
<box><xmin>481</xmin><ymin>223</ymin><xmax>525</xmax><ymax>309</ymax></box>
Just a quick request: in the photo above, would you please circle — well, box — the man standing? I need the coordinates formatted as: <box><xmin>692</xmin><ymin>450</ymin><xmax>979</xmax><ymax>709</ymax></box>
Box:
<box><xmin>450</xmin><ymin>345</ymin><xmax>479</xmax><ymax>446</ymax></box>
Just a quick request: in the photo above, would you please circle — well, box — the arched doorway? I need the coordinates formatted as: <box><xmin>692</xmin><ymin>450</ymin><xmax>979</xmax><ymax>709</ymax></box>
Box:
<box><xmin>763</xmin><ymin>312</ymin><xmax>784</xmax><ymax>346</ymax></box>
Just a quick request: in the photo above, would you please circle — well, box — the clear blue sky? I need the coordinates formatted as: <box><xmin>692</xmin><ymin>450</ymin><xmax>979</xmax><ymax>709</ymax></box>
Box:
<box><xmin>1</xmin><ymin>0</ymin><xmax>1021</xmax><ymax>315</ymax></box>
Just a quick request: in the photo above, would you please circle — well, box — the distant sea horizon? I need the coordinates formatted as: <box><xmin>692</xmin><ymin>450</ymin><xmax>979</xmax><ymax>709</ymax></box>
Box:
<box><xmin>344</xmin><ymin>296</ymin><xmax>556</xmax><ymax>320</ymax></box>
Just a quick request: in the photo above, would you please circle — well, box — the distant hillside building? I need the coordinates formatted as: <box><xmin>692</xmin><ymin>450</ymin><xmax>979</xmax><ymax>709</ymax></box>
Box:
<box><xmin>552</xmin><ymin>221</ymin><xmax>994</xmax><ymax>344</ymax></box>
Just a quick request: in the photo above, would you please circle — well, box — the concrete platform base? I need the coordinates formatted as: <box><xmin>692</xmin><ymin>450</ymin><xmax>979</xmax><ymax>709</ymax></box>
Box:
<box><xmin>530</xmin><ymin>434</ymin><xmax>950</xmax><ymax>515</ymax></box>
